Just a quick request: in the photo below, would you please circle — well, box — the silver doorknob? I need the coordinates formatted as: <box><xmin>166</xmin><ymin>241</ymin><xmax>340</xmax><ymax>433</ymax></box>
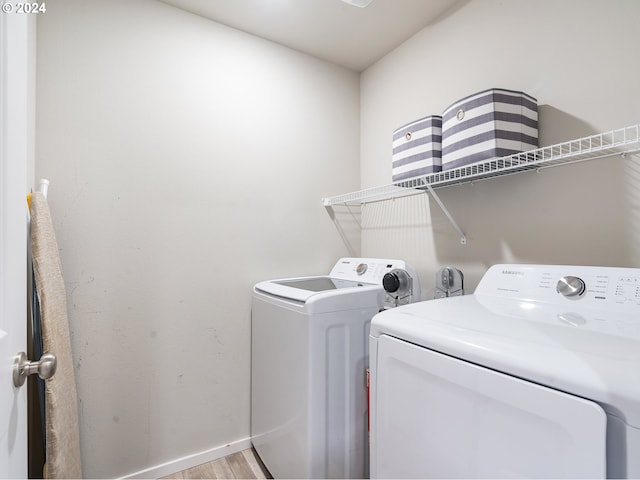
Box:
<box><xmin>13</xmin><ymin>351</ymin><xmax>57</xmax><ymax>387</ymax></box>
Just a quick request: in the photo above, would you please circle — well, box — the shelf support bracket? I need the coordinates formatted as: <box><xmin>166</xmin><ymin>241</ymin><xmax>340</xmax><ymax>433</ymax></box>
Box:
<box><xmin>425</xmin><ymin>184</ymin><xmax>467</xmax><ymax>245</ymax></box>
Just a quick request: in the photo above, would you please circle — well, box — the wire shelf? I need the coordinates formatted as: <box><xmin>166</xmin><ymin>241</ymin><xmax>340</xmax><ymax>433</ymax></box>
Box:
<box><xmin>323</xmin><ymin>124</ymin><xmax>640</xmax><ymax>206</ymax></box>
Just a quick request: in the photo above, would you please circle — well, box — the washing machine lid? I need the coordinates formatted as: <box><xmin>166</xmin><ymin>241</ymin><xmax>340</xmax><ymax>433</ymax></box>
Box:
<box><xmin>253</xmin><ymin>257</ymin><xmax>416</xmax><ymax>309</ymax></box>
<box><xmin>255</xmin><ymin>276</ymin><xmax>377</xmax><ymax>302</ymax></box>
<box><xmin>371</xmin><ymin>264</ymin><xmax>640</xmax><ymax>428</ymax></box>
<box><xmin>274</xmin><ymin>277</ymin><xmax>368</xmax><ymax>293</ymax></box>
<box><xmin>254</xmin><ymin>276</ymin><xmax>383</xmax><ymax>314</ymax></box>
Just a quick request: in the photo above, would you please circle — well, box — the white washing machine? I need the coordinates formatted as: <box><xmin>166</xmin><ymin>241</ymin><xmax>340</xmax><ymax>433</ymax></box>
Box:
<box><xmin>369</xmin><ymin>264</ymin><xmax>640</xmax><ymax>479</ymax></box>
<box><xmin>251</xmin><ymin>258</ymin><xmax>420</xmax><ymax>479</ymax></box>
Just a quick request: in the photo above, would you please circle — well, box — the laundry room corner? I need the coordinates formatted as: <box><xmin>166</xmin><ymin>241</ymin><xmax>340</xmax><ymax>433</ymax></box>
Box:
<box><xmin>22</xmin><ymin>0</ymin><xmax>640</xmax><ymax>477</ymax></box>
<box><xmin>359</xmin><ymin>0</ymin><xmax>640</xmax><ymax>294</ymax></box>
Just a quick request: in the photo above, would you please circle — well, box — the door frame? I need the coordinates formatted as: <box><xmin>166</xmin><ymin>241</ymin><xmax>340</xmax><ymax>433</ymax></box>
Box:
<box><xmin>0</xmin><ymin>9</ymin><xmax>35</xmax><ymax>478</ymax></box>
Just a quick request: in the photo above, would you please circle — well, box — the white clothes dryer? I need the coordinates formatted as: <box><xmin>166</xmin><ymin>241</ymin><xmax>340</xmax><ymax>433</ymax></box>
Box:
<box><xmin>251</xmin><ymin>258</ymin><xmax>420</xmax><ymax>479</ymax></box>
<box><xmin>369</xmin><ymin>264</ymin><xmax>640</xmax><ymax>479</ymax></box>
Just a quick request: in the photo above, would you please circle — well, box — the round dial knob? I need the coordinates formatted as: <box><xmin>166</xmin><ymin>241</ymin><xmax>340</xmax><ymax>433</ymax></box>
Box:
<box><xmin>383</xmin><ymin>269</ymin><xmax>412</xmax><ymax>297</ymax></box>
<box><xmin>356</xmin><ymin>263</ymin><xmax>368</xmax><ymax>275</ymax></box>
<box><xmin>556</xmin><ymin>276</ymin><xmax>586</xmax><ymax>297</ymax></box>
<box><xmin>383</xmin><ymin>272</ymin><xmax>400</xmax><ymax>293</ymax></box>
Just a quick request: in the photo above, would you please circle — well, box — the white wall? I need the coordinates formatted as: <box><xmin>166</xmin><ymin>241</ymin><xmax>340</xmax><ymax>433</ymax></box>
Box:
<box><xmin>35</xmin><ymin>1</ymin><xmax>360</xmax><ymax>477</ymax></box>
<box><xmin>360</xmin><ymin>0</ymin><xmax>640</xmax><ymax>296</ymax></box>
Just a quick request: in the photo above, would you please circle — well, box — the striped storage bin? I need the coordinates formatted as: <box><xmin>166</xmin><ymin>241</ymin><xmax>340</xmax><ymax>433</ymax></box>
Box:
<box><xmin>441</xmin><ymin>88</ymin><xmax>538</xmax><ymax>170</ymax></box>
<box><xmin>392</xmin><ymin>115</ymin><xmax>442</xmax><ymax>183</ymax></box>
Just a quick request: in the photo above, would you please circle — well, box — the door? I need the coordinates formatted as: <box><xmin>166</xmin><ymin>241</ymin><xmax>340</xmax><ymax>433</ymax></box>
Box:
<box><xmin>0</xmin><ymin>9</ymin><xmax>33</xmax><ymax>478</ymax></box>
<box><xmin>371</xmin><ymin>334</ymin><xmax>607</xmax><ymax>479</ymax></box>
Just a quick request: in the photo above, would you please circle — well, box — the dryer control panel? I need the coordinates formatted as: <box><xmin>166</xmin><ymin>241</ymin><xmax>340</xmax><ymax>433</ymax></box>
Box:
<box><xmin>477</xmin><ymin>264</ymin><xmax>640</xmax><ymax>309</ymax></box>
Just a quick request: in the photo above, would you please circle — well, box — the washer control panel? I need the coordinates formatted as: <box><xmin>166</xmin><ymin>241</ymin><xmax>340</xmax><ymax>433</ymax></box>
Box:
<box><xmin>330</xmin><ymin>257</ymin><xmax>411</xmax><ymax>285</ymax></box>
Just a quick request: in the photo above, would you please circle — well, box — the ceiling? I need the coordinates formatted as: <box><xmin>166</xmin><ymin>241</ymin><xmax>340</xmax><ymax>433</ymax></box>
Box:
<box><xmin>158</xmin><ymin>0</ymin><xmax>464</xmax><ymax>72</ymax></box>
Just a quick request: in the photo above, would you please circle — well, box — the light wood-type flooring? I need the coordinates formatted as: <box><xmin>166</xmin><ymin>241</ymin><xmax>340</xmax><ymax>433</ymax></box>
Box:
<box><xmin>162</xmin><ymin>448</ymin><xmax>271</xmax><ymax>479</ymax></box>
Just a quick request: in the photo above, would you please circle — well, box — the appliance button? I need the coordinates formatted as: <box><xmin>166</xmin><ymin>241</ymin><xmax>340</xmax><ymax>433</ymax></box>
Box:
<box><xmin>556</xmin><ymin>276</ymin><xmax>586</xmax><ymax>298</ymax></box>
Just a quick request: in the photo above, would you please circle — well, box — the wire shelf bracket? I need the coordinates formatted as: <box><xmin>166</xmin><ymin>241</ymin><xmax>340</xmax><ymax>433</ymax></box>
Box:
<box><xmin>425</xmin><ymin>184</ymin><xmax>466</xmax><ymax>245</ymax></box>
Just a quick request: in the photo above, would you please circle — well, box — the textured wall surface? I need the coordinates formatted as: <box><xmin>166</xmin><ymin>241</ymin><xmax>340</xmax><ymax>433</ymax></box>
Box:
<box><xmin>36</xmin><ymin>1</ymin><xmax>359</xmax><ymax>476</ymax></box>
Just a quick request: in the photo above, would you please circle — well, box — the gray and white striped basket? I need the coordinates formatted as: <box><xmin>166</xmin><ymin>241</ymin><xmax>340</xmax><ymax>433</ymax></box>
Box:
<box><xmin>441</xmin><ymin>88</ymin><xmax>538</xmax><ymax>171</ymax></box>
<box><xmin>392</xmin><ymin>115</ymin><xmax>442</xmax><ymax>183</ymax></box>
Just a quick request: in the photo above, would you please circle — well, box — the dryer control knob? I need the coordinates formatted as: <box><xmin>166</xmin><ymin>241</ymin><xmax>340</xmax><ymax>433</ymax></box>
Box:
<box><xmin>556</xmin><ymin>276</ymin><xmax>586</xmax><ymax>298</ymax></box>
<box><xmin>383</xmin><ymin>272</ymin><xmax>400</xmax><ymax>293</ymax></box>
<box><xmin>383</xmin><ymin>269</ymin><xmax>411</xmax><ymax>297</ymax></box>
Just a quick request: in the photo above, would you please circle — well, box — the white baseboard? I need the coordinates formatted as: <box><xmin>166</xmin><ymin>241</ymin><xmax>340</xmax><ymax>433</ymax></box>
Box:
<box><xmin>120</xmin><ymin>437</ymin><xmax>253</xmax><ymax>479</ymax></box>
